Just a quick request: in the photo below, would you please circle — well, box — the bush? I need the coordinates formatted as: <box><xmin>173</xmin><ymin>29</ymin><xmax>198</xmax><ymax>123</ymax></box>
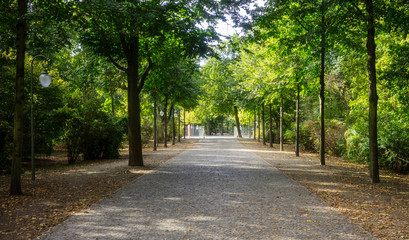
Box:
<box><xmin>64</xmin><ymin>116</ymin><xmax>84</xmax><ymax>164</ymax></box>
<box><xmin>346</xmin><ymin>114</ymin><xmax>409</xmax><ymax>173</ymax></box>
<box><xmin>0</xmin><ymin>120</ymin><xmax>13</xmax><ymax>173</ymax></box>
<box><xmin>65</xmin><ymin>112</ymin><xmax>126</xmax><ymax>162</ymax></box>
<box><xmin>141</xmin><ymin>117</ymin><xmax>153</xmax><ymax>147</ymax></box>
<box><xmin>294</xmin><ymin>120</ymin><xmax>346</xmax><ymax>156</ymax></box>
<box><xmin>345</xmin><ymin>122</ymin><xmax>369</xmax><ymax>164</ymax></box>
<box><xmin>378</xmin><ymin>120</ymin><xmax>409</xmax><ymax>173</ymax></box>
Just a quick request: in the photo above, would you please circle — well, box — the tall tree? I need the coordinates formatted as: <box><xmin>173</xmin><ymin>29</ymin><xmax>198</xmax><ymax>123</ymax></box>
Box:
<box><xmin>365</xmin><ymin>0</ymin><xmax>379</xmax><ymax>183</ymax></box>
<box><xmin>75</xmin><ymin>0</ymin><xmax>218</xmax><ymax>166</ymax></box>
<box><xmin>10</xmin><ymin>0</ymin><xmax>28</xmax><ymax>195</ymax></box>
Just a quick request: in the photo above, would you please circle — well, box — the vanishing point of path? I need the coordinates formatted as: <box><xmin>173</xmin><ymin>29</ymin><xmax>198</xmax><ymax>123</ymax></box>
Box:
<box><xmin>39</xmin><ymin>137</ymin><xmax>374</xmax><ymax>240</ymax></box>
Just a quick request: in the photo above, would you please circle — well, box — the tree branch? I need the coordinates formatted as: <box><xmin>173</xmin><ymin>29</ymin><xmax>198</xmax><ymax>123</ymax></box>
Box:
<box><xmin>107</xmin><ymin>55</ymin><xmax>127</xmax><ymax>73</ymax></box>
<box><xmin>351</xmin><ymin>2</ymin><xmax>365</xmax><ymax>20</ymax></box>
<box><xmin>294</xmin><ymin>16</ymin><xmax>311</xmax><ymax>32</ymax></box>
<box><xmin>137</xmin><ymin>56</ymin><xmax>153</xmax><ymax>94</ymax></box>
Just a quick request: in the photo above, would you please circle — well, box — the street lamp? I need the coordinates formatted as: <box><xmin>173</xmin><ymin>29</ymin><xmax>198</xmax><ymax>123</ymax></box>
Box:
<box><xmin>31</xmin><ymin>55</ymin><xmax>52</xmax><ymax>180</ymax></box>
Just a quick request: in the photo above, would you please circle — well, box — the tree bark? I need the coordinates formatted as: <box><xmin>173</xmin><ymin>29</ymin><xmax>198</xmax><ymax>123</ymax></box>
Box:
<box><xmin>253</xmin><ymin>104</ymin><xmax>256</xmax><ymax>140</ymax></box>
<box><xmin>221</xmin><ymin>115</ymin><xmax>224</xmax><ymax>136</ymax></box>
<box><xmin>233</xmin><ymin>106</ymin><xmax>242</xmax><ymax>138</ymax></box>
<box><xmin>319</xmin><ymin>5</ymin><xmax>326</xmax><ymax>165</ymax></box>
<box><xmin>269</xmin><ymin>103</ymin><xmax>273</xmax><ymax>147</ymax></box>
<box><xmin>178</xmin><ymin>108</ymin><xmax>181</xmax><ymax>142</ymax></box>
<box><xmin>171</xmin><ymin>104</ymin><xmax>175</xmax><ymax>145</ymax></box>
<box><xmin>164</xmin><ymin>96</ymin><xmax>168</xmax><ymax>147</ymax></box>
<box><xmin>296</xmin><ymin>82</ymin><xmax>300</xmax><ymax>157</ymax></box>
<box><xmin>258</xmin><ymin>109</ymin><xmax>261</xmax><ymax>142</ymax></box>
<box><xmin>248</xmin><ymin>117</ymin><xmax>251</xmax><ymax>139</ymax></box>
<box><xmin>10</xmin><ymin>0</ymin><xmax>28</xmax><ymax>195</ymax></box>
<box><xmin>153</xmin><ymin>100</ymin><xmax>157</xmax><ymax>151</ymax></box>
<box><xmin>183</xmin><ymin>110</ymin><xmax>186</xmax><ymax>139</ymax></box>
<box><xmin>280</xmin><ymin>95</ymin><xmax>284</xmax><ymax>151</ymax></box>
<box><xmin>127</xmin><ymin>79</ymin><xmax>143</xmax><ymax>166</ymax></box>
<box><xmin>262</xmin><ymin>103</ymin><xmax>266</xmax><ymax>145</ymax></box>
<box><xmin>365</xmin><ymin>0</ymin><xmax>380</xmax><ymax>183</ymax></box>
<box><xmin>111</xmin><ymin>90</ymin><xmax>115</xmax><ymax>116</ymax></box>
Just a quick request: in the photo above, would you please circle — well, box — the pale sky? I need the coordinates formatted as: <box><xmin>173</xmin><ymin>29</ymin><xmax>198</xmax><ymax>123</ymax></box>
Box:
<box><xmin>215</xmin><ymin>0</ymin><xmax>265</xmax><ymax>40</ymax></box>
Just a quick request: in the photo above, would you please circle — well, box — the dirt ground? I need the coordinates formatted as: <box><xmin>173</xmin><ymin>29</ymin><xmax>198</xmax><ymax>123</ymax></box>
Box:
<box><xmin>238</xmin><ymin>138</ymin><xmax>409</xmax><ymax>240</ymax></box>
<box><xmin>0</xmin><ymin>139</ymin><xmax>198</xmax><ymax>240</ymax></box>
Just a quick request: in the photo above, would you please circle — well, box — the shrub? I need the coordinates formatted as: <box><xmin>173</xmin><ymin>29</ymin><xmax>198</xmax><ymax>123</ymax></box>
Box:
<box><xmin>0</xmin><ymin>120</ymin><xmax>13</xmax><ymax>173</ymax></box>
<box><xmin>346</xmin><ymin>114</ymin><xmax>409</xmax><ymax>173</ymax></box>
<box><xmin>64</xmin><ymin>116</ymin><xmax>84</xmax><ymax>164</ymax></box>
<box><xmin>378</xmin><ymin>119</ymin><xmax>409</xmax><ymax>173</ymax></box>
<box><xmin>80</xmin><ymin>112</ymin><xmax>126</xmax><ymax>161</ymax></box>
<box><xmin>295</xmin><ymin>120</ymin><xmax>347</xmax><ymax>156</ymax></box>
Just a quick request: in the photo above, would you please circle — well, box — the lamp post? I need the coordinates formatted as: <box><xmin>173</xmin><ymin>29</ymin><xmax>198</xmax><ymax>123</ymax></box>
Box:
<box><xmin>31</xmin><ymin>55</ymin><xmax>52</xmax><ymax>180</ymax></box>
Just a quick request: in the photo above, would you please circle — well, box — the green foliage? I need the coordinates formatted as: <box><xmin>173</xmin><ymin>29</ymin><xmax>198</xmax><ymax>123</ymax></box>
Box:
<box><xmin>63</xmin><ymin>107</ymin><xmax>127</xmax><ymax>164</ymax></box>
<box><xmin>293</xmin><ymin>120</ymin><xmax>346</xmax><ymax>157</ymax></box>
<box><xmin>0</xmin><ymin>51</ymin><xmax>15</xmax><ymax>172</ymax></box>
<box><xmin>346</xmin><ymin>94</ymin><xmax>409</xmax><ymax>173</ymax></box>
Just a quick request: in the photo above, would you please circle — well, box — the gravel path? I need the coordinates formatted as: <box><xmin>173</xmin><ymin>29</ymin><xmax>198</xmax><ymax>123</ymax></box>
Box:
<box><xmin>39</xmin><ymin>137</ymin><xmax>374</xmax><ymax>240</ymax></box>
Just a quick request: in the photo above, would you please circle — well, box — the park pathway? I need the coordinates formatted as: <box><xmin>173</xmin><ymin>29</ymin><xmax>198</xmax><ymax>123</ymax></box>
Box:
<box><xmin>39</xmin><ymin>137</ymin><xmax>374</xmax><ymax>239</ymax></box>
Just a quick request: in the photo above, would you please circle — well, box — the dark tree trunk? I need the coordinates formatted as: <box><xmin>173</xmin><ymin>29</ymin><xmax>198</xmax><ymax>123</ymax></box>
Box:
<box><xmin>296</xmin><ymin>82</ymin><xmax>300</xmax><ymax>157</ymax></box>
<box><xmin>164</xmin><ymin>96</ymin><xmax>168</xmax><ymax>147</ymax></box>
<box><xmin>221</xmin><ymin>115</ymin><xmax>224</xmax><ymax>136</ymax></box>
<box><xmin>153</xmin><ymin>100</ymin><xmax>157</xmax><ymax>151</ymax></box>
<box><xmin>128</xmin><ymin>79</ymin><xmax>143</xmax><ymax>166</ymax></box>
<box><xmin>262</xmin><ymin>103</ymin><xmax>266</xmax><ymax>145</ymax></box>
<box><xmin>10</xmin><ymin>0</ymin><xmax>28</xmax><ymax>195</ymax></box>
<box><xmin>178</xmin><ymin>108</ymin><xmax>181</xmax><ymax>142</ymax></box>
<box><xmin>258</xmin><ymin>109</ymin><xmax>261</xmax><ymax>142</ymax></box>
<box><xmin>248</xmin><ymin>118</ymin><xmax>251</xmax><ymax>139</ymax></box>
<box><xmin>280</xmin><ymin>95</ymin><xmax>284</xmax><ymax>151</ymax></box>
<box><xmin>111</xmin><ymin>90</ymin><xmax>115</xmax><ymax>116</ymax></box>
<box><xmin>365</xmin><ymin>0</ymin><xmax>380</xmax><ymax>183</ymax></box>
<box><xmin>269</xmin><ymin>103</ymin><xmax>273</xmax><ymax>147</ymax></box>
<box><xmin>171</xmin><ymin>104</ymin><xmax>175</xmax><ymax>145</ymax></box>
<box><xmin>319</xmin><ymin>5</ymin><xmax>326</xmax><ymax>165</ymax></box>
<box><xmin>109</xmin><ymin>34</ymin><xmax>151</xmax><ymax>167</ymax></box>
<box><xmin>234</xmin><ymin>106</ymin><xmax>242</xmax><ymax>137</ymax></box>
<box><xmin>183</xmin><ymin>110</ymin><xmax>186</xmax><ymax>139</ymax></box>
<box><xmin>253</xmin><ymin>104</ymin><xmax>256</xmax><ymax>140</ymax></box>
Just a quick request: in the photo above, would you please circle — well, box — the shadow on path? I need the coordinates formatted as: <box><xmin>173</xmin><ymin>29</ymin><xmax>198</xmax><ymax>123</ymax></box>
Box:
<box><xmin>39</xmin><ymin>138</ymin><xmax>374</xmax><ymax>240</ymax></box>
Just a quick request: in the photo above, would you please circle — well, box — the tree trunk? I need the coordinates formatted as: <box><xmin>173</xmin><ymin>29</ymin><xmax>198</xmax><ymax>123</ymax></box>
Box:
<box><xmin>178</xmin><ymin>108</ymin><xmax>181</xmax><ymax>142</ymax></box>
<box><xmin>366</xmin><ymin>0</ymin><xmax>380</xmax><ymax>183</ymax></box>
<box><xmin>248</xmin><ymin>117</ymin><xmax>251</xmax><ymax>139</ymax></box>
<box><xmin>171</xmin><ymin>104</ymin><xmax>175</xmax><ymax>145</ymax></box>
<box><xmin>10</xmin><ymin>0</ymin><xmax>28</xmax><ymax>195</ymax></box>
<box><xmin>183</xmin><ymin>110</ymin><xmax>186</xmax><ymax>139</ymax></box>
<box><xmin>234</xmin><ymin>106</ymin><xmax>242</xmax><ymax>138</ymax></box>
<box><xmin>128</xmin><ymin>80</ymin><xmax>143</xmax><ymax>166</ymax></box>
<box><xmin>296</xmin><ymin>82</ymin><xmax>300</xmax><ymax>157</ymax></box>
<box><xmin>319</xmin><ymin>5</ymin><xmax>326</xmax><ymax>165</ymax></box>
<box><xmin>153</xmin><ymin>100</ymin><xmax>157</xmax><ymax>151</ymax></box>
<box><xmin>258</xmin><ymin>109</ymin><xmax>260</xmax><ymax>142</ymax></box>
<box><xmin>253</xmin><ymin>104</ymin><xmax>256</xmax><ymax>140</ymax></box>
<box><xmin>269</xmin><ymin>103</ymin><xmax>273</xmax><ymax>147</ymax></box>
<box><xmin>164</xmin><ymin>96</ymin><xmax>168</xmax><ymax>147</ymax></box>
<box><xmin>262</xmin><ymin>103</ymin><xmax>266</xmax><ymax>145</ymax></box>
<box><xmin>221</xmin><ymin>115</ymin><xmax>224</xmax><ymax>136</ymax></box>
<box><xmin>111</xmin><ymin>90</ymin><xmax>115</xmax><ymax>116</ymax></box>
<box><xmin>280</xmin><ymin>95</ymin><xmax>284</xmax><ymax>151</ymax></box>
